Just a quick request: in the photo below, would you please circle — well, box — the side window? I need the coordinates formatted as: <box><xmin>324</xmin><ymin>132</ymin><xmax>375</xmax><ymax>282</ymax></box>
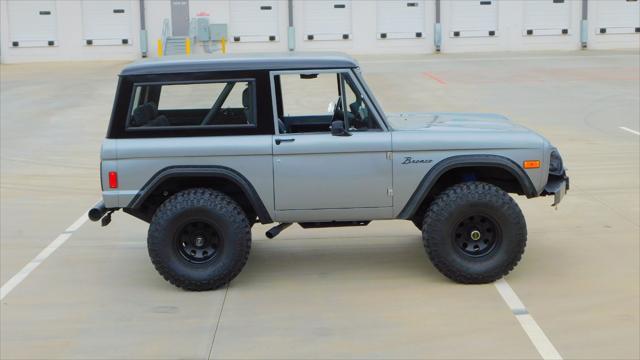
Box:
<box><xmin>126</xmin><ymin>80</ymin><xmax>256</xmax><ymax>129</ymax></box>
<box><xmin>274</xmin><ymin>72</ymin><xmax>380</xmax><ymax>134</ymax></box>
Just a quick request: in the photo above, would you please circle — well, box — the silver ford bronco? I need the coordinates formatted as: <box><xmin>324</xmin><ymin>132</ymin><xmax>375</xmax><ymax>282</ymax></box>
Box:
<box><xmin>89</xmin><ymin>52</ymin><xmax>569</xmax><ymax>291</ymax></box>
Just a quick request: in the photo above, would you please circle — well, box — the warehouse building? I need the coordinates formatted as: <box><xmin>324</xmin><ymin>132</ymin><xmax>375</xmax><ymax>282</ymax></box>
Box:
<box><xmin>1</xmin><ymin>0</ymin><xmax>638</xmax><ymax>64</ymax></box>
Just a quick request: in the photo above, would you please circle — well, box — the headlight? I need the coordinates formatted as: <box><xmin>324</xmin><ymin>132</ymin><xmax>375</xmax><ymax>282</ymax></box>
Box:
<box><xmin>549</xmin><ymin>149</ymin><xmax>564</xmax><ymax>175</ymax></box>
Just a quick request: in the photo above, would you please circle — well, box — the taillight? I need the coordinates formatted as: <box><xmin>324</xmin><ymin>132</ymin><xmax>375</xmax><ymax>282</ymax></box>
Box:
<box><xmin>109</xmin><ymin>171</ymin><xmax>118</xmax><ymax>189</ymax></box>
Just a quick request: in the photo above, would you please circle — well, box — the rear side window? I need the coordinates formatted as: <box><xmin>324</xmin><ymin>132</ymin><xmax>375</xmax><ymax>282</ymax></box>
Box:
<box><xmin>127</xmin><ymin>80</ymin><xmax>256</xmax><ymax>130</ymax></box>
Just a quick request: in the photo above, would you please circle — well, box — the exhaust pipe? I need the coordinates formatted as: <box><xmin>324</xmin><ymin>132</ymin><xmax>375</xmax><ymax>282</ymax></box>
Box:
<box><xmin>88</xmin><ymin>201</ymin><xmax>107</xmax><ymax>222</ymax></box>
<box><xmin>266</xmin><ymin>223</ymin><xmax>292</xmax><ymax>239</ymax></box>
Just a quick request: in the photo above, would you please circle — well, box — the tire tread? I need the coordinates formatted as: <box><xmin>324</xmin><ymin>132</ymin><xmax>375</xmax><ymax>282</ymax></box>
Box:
<box><xmin>422</xmin><ymin>182</ymin><xmax>527</xmax><ymax>284</ymax></box>
<box><xmin>147</xmin><ymin>188</ymin><xmax>251</xmax><ymax>291</ymax></box>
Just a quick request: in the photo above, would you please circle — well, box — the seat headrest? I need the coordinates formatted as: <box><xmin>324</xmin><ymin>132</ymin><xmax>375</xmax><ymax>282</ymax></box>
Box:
<box><xmin>131</xmin><ymin>102</ymin><xmax>158</xmax><ymax>127</ymax></box>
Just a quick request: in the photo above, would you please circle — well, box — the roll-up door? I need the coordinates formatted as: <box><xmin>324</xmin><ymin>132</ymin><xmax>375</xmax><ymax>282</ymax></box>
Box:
<box><xmin>523</xmin><ymin>0</ymin><xmax>571</xmax><ymax>36</ymax></box>
<box><xmin>8</xmin><ymin>0</ymin><xmax>57</xmax><ymax>47</ymax></box>
<box><xmin>303</xmin><ymin>1</ymin><xmax>352</xmax><ymax>41</ymax></box>
<box><xmin>377</xmin><ymin>0</ymin><xmax>425</xmax><ymax>39</ymax></box>
<box><xmin>229</xmin><ymin>1</ymin><xmax>279</xmax><ymax>42</ymax></box>
<box><xmin>82</xmin><ymin>0</ymin><xmax>132</xmax><ymax>46</ymax></box>
<box><xmin>594</xmin><ymin>0</ymin><xmax>640</xmax><ymax>35</ymax></box>
<box><xmin>450</xmin><ymin>0</ymin><xmax>498</xmax><ymax>38</ymax></box>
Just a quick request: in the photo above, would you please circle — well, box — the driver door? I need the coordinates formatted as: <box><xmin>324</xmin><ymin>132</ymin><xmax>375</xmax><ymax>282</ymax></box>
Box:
<box><xmin>271</xmin><ymin>70</ymin><xmax>393</xmax><ymax>212</ymax></box>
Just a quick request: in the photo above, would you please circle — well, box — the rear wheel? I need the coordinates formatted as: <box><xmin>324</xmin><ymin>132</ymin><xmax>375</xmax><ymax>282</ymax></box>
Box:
<box><xmin>422</xmin><ymin>182</ymin><xmax>527</xmax><ymax>284</ymax></box>
<box><xmin>147</xmin><ymin>188</ymin><xmax>251</xmax><ymax>291</ymax></box>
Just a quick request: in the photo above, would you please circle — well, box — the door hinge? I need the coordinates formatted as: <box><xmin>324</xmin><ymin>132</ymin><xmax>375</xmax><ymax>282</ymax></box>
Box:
<box><xmin>387</xmin><ymin>187</ymin><xmax>394</xmax><ymax>196</ymax></box>
<box><xmin>386</xmin><ymin>151</ymin><xmax>393</xmax><ymax>160</ymax></box>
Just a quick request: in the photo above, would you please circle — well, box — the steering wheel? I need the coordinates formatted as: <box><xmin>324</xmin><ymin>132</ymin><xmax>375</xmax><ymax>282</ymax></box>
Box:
<box><xmin>349</xmin><ymin>99</ymin><xmax>369</xmax><ymax>130</ymax></box>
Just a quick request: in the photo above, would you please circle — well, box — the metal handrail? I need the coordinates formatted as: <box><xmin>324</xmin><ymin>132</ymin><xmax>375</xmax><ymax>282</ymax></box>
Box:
<box><xmin>161</xmin><ymin>18</ymin><xmax>171</xmax><ymax>55</ymax></box>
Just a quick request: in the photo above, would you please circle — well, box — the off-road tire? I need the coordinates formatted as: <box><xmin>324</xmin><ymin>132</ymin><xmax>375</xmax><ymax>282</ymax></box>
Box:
<box><xmin>147</xmin><ymin>188</ymin><xmax>251</xmax><ymax>291</ymax></box>
<box><xmin>422</xmin><ymin>182</ymin><xmax>527</xmax><ymax>284</ymax></box>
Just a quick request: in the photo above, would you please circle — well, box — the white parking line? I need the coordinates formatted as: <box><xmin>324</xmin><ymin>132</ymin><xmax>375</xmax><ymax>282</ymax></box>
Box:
<box><xmin>0</xmin><ymin>210</ymin><xmax>89</xmax><ymax>301</ymax></box>
<box><xmin>619</xmin><ymin>127</ymin><xmax>640</xmax><ymax>136</ymax></box>
<box><xmin>495</xmin><ymin>278</ymin><xmax>563</xmax><ymax>360</ymax></box>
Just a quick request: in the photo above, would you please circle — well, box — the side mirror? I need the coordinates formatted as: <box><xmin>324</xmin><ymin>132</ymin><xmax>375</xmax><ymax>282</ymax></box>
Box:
<box><xmin>330</xmin><ymin>120</ymin><xmax>351</xmax><ymax>137</ymax></box>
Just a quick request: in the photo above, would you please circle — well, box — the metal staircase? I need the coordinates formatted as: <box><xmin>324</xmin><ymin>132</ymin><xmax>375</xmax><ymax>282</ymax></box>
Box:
<box><xmin>164</xmin><ymin>36</ymin><xmax>188</xmax><ymax>55</ymax></box>
<box><xmin>159</xmin><ymin>18</ymin><xmax>189</xmax><ymax>56</ymax></box>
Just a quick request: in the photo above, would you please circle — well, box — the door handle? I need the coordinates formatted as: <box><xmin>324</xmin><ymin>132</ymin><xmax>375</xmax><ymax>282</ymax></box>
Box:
<box><xmin>275</xmin><ymin>138</ymin><xmax>295</xmax><ymax>145</ymax></box>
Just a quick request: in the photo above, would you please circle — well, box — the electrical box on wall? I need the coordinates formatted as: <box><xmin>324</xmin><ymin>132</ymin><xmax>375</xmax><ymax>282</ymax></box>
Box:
<box><xmin>196</xmin><ymin>18</ymin><xmax>210</xmax><ymax>41</ymax></box>
<box><xmin>210</xmin><ymin>24</ymin><xmax>228</xmax><ymax>41</ymax></box>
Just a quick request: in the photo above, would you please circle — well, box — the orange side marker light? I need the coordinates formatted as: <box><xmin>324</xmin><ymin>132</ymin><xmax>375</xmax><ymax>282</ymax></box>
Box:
<box><xmin>523</xmin><ymin>160</ymin><xmax>541</xmax><ymax>169</ymax></box>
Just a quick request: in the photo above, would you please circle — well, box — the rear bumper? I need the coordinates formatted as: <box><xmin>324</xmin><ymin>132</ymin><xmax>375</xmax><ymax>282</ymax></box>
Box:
<box><xmin>541</xmin><ymin>170</ymin><xmax>570</xmax><ymax>207</ymax></box>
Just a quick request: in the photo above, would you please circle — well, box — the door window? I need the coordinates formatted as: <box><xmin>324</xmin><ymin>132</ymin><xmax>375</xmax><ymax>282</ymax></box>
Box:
<box><xmin>274</xmin><ymin>71</ymin><xmax>380</xmax><ymax>134</ymax></box>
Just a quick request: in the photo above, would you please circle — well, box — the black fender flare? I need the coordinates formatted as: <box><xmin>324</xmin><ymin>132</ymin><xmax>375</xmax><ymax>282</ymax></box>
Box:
<box><xmin>127</xmin><ymin>165</ymin><xmax>272</xmax><ymax>224</ymax></box>
<box><xmin>397</xmin><ymin>154</ymin><xmax>537</xmax><ymax>220</ymax></box>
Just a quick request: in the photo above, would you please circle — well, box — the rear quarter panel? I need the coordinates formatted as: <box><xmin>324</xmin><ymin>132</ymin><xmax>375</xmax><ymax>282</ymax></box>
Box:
<box><xmin>100</xmin><ymin>135</ymin><xmax>274</xmax><ymax>217</ymax></box>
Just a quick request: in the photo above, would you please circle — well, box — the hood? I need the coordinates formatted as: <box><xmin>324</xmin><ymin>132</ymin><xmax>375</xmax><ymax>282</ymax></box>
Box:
<box><xmin>386</xmin><ymin>111</ymin><xmax>550</xmax><ymax>152</ymax></box>
<box><xmin>386</xmin><ymin>112</ymin><xmax>529</xmax><ymax>132</ymax></box>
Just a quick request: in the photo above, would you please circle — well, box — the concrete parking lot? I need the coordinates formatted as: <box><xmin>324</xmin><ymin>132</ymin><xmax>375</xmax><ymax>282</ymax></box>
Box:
<box><xmin>1</xmin><ymin>50</ymin><xmax>639</xmax><ymax>359</ymax></box>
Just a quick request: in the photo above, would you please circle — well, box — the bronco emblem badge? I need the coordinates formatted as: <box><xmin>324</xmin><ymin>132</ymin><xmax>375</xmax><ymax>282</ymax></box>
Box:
<box><xmin>401</xmin><ymin>157</ymin><xmax>433</xmax><ymax>165</ymax></box>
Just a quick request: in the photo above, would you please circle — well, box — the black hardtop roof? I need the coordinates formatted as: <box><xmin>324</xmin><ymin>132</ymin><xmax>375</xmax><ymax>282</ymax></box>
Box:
<box><xmin>120</xmin><ymin>52</ymin><xmax>359</xmax><ymax>76</ymax></box>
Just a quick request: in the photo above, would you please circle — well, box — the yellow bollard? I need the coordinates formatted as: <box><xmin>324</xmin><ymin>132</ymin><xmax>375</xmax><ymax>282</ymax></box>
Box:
<box><xmin>221</xmin><ymin>37</ymin><xmax>227</xmax><ymax>54</ymax></box>
<box><xmin>157</xmin><ymin>39</ymin><xmax>163</xmax><ymax>57</ymax></box>
<box><xmin>185</xmin><ymin>37</ymin><xmax>191</xmax><ymax>55</ymax></box>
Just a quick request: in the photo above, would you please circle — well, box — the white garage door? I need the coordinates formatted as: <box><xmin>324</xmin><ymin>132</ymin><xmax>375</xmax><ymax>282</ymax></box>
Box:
<box><xmin>82</xmin><ymin>0</ymin><xmax>132</xmax><ymax>46</ymax></box>
<box><xmin>303</xmin><ymin>1</ymin><xmax>352</xmax><ymax>41</ymax></box>
<box><xmin>523</xmin><ymin>0</ymin><xmax>572</xmax><ymax>36</ymax></box>
<box><xmin>8</xmin><ymin>0</ymin><xmax>57</xmax><ymax>47</ymax></box>
<box><xmin>450</xmin><ymin>0</ymin><xmax>498</xmax><ymax>38</ymax></box>
<box><xmin>595</xmin><ymin>0</ymin><xmax>640</xmax><ymax>35</ymax></box>
<box><xmin>377</xmin><ymin>1</ymin><xmax>425</xmax><ymax>39</ymax></box>
<box><xmin>229</xmin><ymin>1</ymin><xmax>279</xmax><ymax>42</ymax></box>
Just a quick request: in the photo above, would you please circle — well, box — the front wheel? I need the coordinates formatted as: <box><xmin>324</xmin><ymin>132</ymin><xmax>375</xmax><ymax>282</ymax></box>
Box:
<box><xmin>422</xmin><ymin>182</ymin><xmax>527</xmax><ymax>284</ymax></box>
<box><xmin>147</xmin><ymin>188</ymin><xmax>252</xmax><ymax>291</ymax></box>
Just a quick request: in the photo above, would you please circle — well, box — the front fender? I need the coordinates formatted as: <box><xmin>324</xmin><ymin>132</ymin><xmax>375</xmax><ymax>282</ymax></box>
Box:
<box><xmin>397</xmin><ymin>154</ymin><xmax>537</xmax><ymax>220</ymax></box>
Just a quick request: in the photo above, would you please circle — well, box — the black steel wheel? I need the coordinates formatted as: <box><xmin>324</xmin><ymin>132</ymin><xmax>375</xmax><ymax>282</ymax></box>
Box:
<box><xmin>452</xmin><ymin>215</ymin><xmax>501</xmax><ymax>257</ymax></box>
<box><xmin>176</xmin><ymin>221</ymin><xmax>222</xmax><ymax>263</ymax></box>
